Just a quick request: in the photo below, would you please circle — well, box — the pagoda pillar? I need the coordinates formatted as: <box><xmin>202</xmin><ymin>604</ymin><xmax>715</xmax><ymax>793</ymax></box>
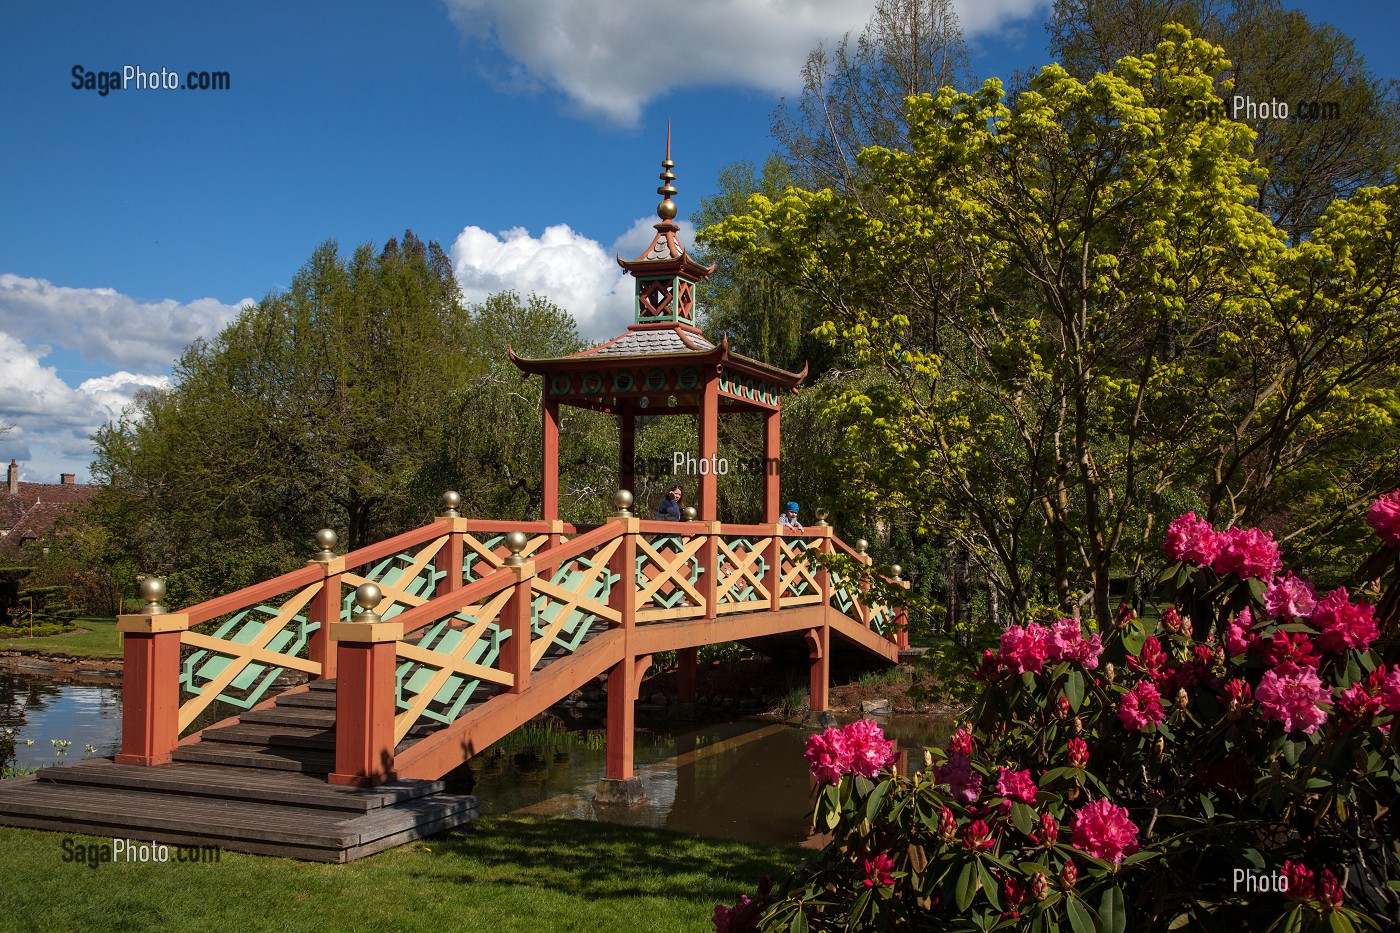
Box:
<box><xmin>542</xmin><ymin>398</ymin><xmax>560</xmax><ymax>521</ymax></box>
<box><xmin>698</xmin><ymin>370</ymin><xmax>719</xmax><ymax>521</ymax></box>
<box><xmin>764</xmin><ymin>407</ymin><xmax>780</xmax><ymax>521</ymax></box>
<box><xmin>619</xmin><ymin>398</ymin><xmax>636</xmax><ymax>498</ymax></box>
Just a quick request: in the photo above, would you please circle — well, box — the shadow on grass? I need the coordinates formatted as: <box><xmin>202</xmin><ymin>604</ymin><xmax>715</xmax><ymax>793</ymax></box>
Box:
<box><xmin>417</xmin><ymin>815</ymin><xmax>805</xmax><ymax>903</ymax></box>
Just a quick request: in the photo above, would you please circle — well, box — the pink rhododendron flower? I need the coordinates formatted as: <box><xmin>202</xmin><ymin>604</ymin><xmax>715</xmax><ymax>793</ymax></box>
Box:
<box><xmin>1117</xmin><ymin>681</ymin><xmax>1165</xmax><ymax>730</ymax></box>
<box><xmin>1225</xmin><ymin>608</ymin><xmax>1254</xmax><ymax>657</ymax></box>
<box><xmin>1055</xmin><ymin>695</ymin><xmax>1072</xmax><ymax>719</ymax></box>
<box><xmin>1263</xmin><ymin>573</ymin><xmax>1318</xmax><ymax>621</ymax></box>
<box><xmin>936</xmin><ymin>752</ymin><xmax>983</xmax><ymax>804</ymax></box>
<box><xmin>1367</xmin><ymin>489</ymin><xmax>1400</xmax><ymax>547</ymax></box>
<box><xmin>1260</xmin><ymin>630</ymin><xmax>1321</xmax><ymax>669</ymax></box>
<box><xmin>1337</xmin><ymin>682</ymin><xmax>1383</xmax><ymax>725</ymax></box>
<box><xmin>1003</xmin><ymin>876</ymin><xmax>1029</xmax><ymax>916</ymax></box>
<box><xmin>949</xmin><ymin>728</ymin><xmax>975</xmax><ymax>755</ymax></box>
<box><xmin>1382</xmin><ymin>667</ymin><xmax>1400</xmax><ymax>712</ymax></box>
<box><xmin>1282</xmin><ymin>861</ymin><xmax>1315</xmax><ymax>902</ymax></box>
<box><xmin>1160</xmin><ymin>606</ymin><xmax>1188</xmax><ymax>636</ymax></box>
<box><xmin>804</xmin><ymin>727</ymin><xmax>852</xmax><ymax>785</ymax></box>
<box><xmin>937</xmin><ymin>805</ymin><xmax>957</xmax><ymax>843</ymax></box>
<box><xmin>1070</xmin><ymin>799</ymin><xmax>1139</xmax><ymax>864</ymax></box>
<box><xmin>1048</xmin><ymin>618</ymin><xmax>1103</xmax><ymax>669</ymax></box>
<box><xmin>843</xmin><ymin>719</ymin><xmax>896</xmax><ymax>779</ymax></box>
<box><xmin>1162</xmin><ymin>512</ymin><xmax>1222</xmax><ymax>566</ymax></box>
<box><xmin>998</xmin><ymin>622</ymin><xmax>1051</xmax><ymax>674</ymax></box>
<box><xmin>1317</xmin><ymin>871</ymin><xmax>1344</xmax><ymax>912</ymax></box>
<box><xmin>712</xmin><ymin>896</ymin><xmax>757</xmax><ymax>933</ymax></box>
<box><xmin>862</xmin><ymin>853</ymin><xmax>895</xmax><ymax>888</ymax></box>
<box><xmin>1312</xmin><ymin>587</ymin><xmax>1379</xmax><ymax>654</ymax></box>
<box><xmin>1067</xmin><ymin>738</ymin><xmax>1089</xmax><ymax>769</ymax></box>
<box><xmin>1257</xmin><ymin>663</ymin><xmax>1330</xmax><ymax>734</ymax></box>
<box><xmin>1211</xmin><ymin>526</ymin><xmax>1283</xmax><ymax>580</ymax></box>
<box><xmin>996</xmin><ymin>768</ymin><xmax>1037</xmax><ymax>804</ymax></box>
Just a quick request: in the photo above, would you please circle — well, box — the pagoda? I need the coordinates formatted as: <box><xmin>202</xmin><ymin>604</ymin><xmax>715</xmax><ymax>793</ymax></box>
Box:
<box><xmin>509</xmin><ymin>129</ymin><xmax>807</xmax><ymax>522</ymax></box>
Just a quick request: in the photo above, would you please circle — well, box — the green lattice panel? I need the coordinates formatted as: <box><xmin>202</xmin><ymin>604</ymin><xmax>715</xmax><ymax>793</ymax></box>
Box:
<box><xmin>637</xmin><ymin>534</ymin><xmax>702</xmax><ymax>610</ymax></box>
<box><xmin>829</xmin><ymin>570</ymin><xmax>857</xmax><ymax>617</ymax></box>
<box><xmin>781</xmin><ymin>540</ymin><xmax>816</xmax><ymax>598</ymax></box>
<box><xmin>533</xmin><ymin>557</ymin><xmax>618</xmax><ymax>654</ymax></box>
<box><xmin>868</xmin><ymin>605</ymin><xmax>895</xmax><ymax>636</ymax></box>
<box><xmin>395</xmin><ymin>615</ymin><xmax>508</xmax><ymax>726</ymax></box>
<box><xmin>342</xmin><ymin>552</ymin><xmax>444</xmax><ymax>620</ymax></box>
<box><xmin>718</xmin><ymin>537</ymin><xmax>767</xmax><ymax>605</ymax></box>
<box><xmin>463</xmin><ymin>534</ymin><xmax>507</xmax><ymax>583</ymax></box>
<box><xmin>181</xmin><ymin>606</ymin><xmax>315</xmax><ymax>710</ymax></box>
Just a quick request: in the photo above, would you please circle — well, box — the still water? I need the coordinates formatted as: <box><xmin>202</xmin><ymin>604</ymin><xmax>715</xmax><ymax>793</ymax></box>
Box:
<box><xmin>0</xmin><ymin>670</ymin><xmax>952</xmax><ymax>847</ymax></box>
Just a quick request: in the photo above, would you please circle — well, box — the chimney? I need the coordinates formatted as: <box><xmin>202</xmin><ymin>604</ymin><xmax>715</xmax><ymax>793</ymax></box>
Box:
<box><xmin>6</xmin><ymin>460</ymin><xmax>16</xmax><ymax>495</ymax></box>
<box><xmin>61</xmin><ymin>473</ymin><xmax>75</xmax><ymax>485</ymax></box>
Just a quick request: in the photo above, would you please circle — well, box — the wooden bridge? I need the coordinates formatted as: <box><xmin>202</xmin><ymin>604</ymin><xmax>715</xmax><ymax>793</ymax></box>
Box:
<box><xmin>0</xmin><ymin>504</ymin><xmax>904</xmax><ymax>860</ymax></box>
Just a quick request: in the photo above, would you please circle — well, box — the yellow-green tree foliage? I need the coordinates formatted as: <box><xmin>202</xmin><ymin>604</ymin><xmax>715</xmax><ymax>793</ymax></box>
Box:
<box><xmin>708</xmin><ymin>28</ymin><xmax>1400</xmax><ymax>628</ymax></box>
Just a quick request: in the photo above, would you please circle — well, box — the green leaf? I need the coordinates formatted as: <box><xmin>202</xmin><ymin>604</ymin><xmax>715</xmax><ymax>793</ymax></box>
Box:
<box><xmin>1099</xmin><ymin>885</ymin><xmax>1126</xmax><ymax>933</ymax></box>
<box><xmin>956</xmin><ymin>862</ymin><xmax>977</xmax><ymax>912</ymax></box>
<box><xmin>1012</xmin><ymin>801</ymin><xmax>1035</xmax><ymax>836</ymax></box>
<box><xmin>865</xmin><ymin>779</ymin><xmax>891</xmax><ymax>822</ymax></box>
<box><xmin>977</xmin><ymin>858</ymin><xmax>1002</xmax><ymax>910</ymax></box>
<box><xmin>846</xmin><ymin>888</ymin><xmax>871</xmax><ymax>931</ymax></box>
<box><xmin>1065</xmin><ymin>895</ymin><xmax>1095</xmax><ymax>933</ymax></box>
<box><xmin>1248</xmin><ymin>578</ymin><xmax>1267</xmax><ymax>600</ymax></box>
<box><xmin>1327</xmin><ymin>912</ymin><xmax>1357</xmax><ymax>933</ymax></box>
<box><xmin>790</xmin><ymin>910</ymin><xmax>809</xmax><ymax>933</ymax></box>
<box><xmin>1065</xmin><ymin>671</ymin><xmax>1085</xmax><ymax>711</ymax></box>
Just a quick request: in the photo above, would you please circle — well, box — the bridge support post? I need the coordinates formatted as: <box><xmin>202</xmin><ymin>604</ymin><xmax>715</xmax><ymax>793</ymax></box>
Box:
<box><xmin>501</xmin><ymin>561</ymin><xmax>536</xmax><ymax>694</ymax></box>
<box><xmin>676</xmin><ymin>647</ymin><xmax>697</xmax><ymax>704</ymax></box>
<box><xmin>436</xmin><ymin>517</ymin><xmax>466</xmax><ymax>596</ymax></box>
<box><xmin>807</xmin><ymin>625</ymin><xmax>829</xmax><ymax>713</ymax></box>
<box><xmin>328</xmin><ymin>615</ymin><xmax>403</xmax><ymax>787</ymax></box>
<box><xmin>598</xmin><ymin>518</ymin><xmax>646</xmax><ymax>805</ymax></box>
<box><xmin>114</xmin><ymin>612</ymin><xmax>187</xmax><ymax>766</ymax></box>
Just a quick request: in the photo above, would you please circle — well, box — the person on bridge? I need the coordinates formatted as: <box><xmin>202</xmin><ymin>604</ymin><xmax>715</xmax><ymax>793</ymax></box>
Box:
<box><xmin>780</xmin><ymin>501</ymin><xmax>804</xmax><ymax>532</ymax></box>
<box><xmin>655</xmin><ymin>484</ymin><xmax>683</xmax><ymax>521</ymax></box>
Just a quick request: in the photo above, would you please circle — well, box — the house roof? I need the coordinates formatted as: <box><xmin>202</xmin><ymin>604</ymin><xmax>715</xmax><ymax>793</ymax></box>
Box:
<box><xmin>0</xmin><ymin>481</ymin><xmax>100</xmax><ymax>557</ymax></box>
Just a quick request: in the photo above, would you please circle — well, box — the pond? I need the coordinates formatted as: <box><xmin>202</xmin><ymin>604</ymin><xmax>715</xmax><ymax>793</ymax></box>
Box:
<box><xmin>0</xmin><ymin>670</ymin><xmax>953</xmax><ymax>848</ymax></box>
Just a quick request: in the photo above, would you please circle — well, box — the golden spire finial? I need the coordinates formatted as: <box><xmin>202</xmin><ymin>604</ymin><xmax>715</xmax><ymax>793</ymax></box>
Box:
<box><xmin>657</xmin><ymin>120</ymin><xmax>678</xmax><ymax>221</ymax></box>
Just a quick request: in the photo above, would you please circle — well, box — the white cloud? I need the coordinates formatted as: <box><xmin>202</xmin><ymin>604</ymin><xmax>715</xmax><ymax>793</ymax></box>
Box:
<box><xmin>443</xmin><ymin>0</ymin><xmax>1050</xmax><ymax>123</ymax></box>
<box><xmin>0</xmin><ymin>333</ymin><xmax>168</xmax><ymax>483</ymax></box>
<box><xmin>0</xmin><ymin>274</ymin><xmax>248</xmax><ymax>373</ymax></box>
<box><xmin>450</xmin><ymin>216</ymin><xmax>705</xmax><ymax>341</ymax></box>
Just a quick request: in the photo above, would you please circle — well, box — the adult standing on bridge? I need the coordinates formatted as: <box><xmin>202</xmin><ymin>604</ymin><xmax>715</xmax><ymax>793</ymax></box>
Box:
<box><xmin>655</xmin><ymin>484</ymin><xmax>683</xmax><ymax>521</ymax></box>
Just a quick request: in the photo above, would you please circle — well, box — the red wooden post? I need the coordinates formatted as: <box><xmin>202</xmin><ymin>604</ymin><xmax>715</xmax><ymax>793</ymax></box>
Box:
<box><xmin>114</xmin><ymin>610</ymin><xmax>186</xmax><ymax>766</ymax></box>
<box><xmin>598</xmin><ymin>519</ymin><xmax>645</xmax><ymax>802</ymax></box>
<box><xmin>676</xmin><ymin>647</ymin><xmax>697</xmax><ymax>703</ymax></box>
<box><xmin>702</xmin><ymin>521</ymin><xmax>719</xmax><ymax>620</ymax></box>
<box><xmin>697</xmin><ymin>370</ymin><xmax>719</xmax><ymax>521</ymax></box>
<box><xmin>895</xmin><ymin>607</ymin><xmax>910</xmax><ymax>650</ymax></box>
<box><xmin>437</xmin><ymin>516</ymin><xmax>466</xmax><ymax>597</ymax></box>
<box><xmin>308</xmin><ymin>558</ymin><xmax>344</xmax><ymax>682</ymax></box>
<box><xmin>807</xmin><ymin>625</ymin><xmax>829</xmax><ymax>713</ymax></box>
<box><xmin>500</xmin><ymin>561</ymin><xmax>535</xmax><ymax>694</ymax></box>
<box><xmin>542</xmin><ymin>399</ymin><xmax>561</xmax><ymax>522</ymax></box>
<box><xmin>763</xmin><ymin>407</ymin><xmax>780</xmax><ymax>521</ymax></box>
<box><xmin>328</xmin><ymin>588</ymin><xmax>402</xmax><ymax>787</ymax></box>
<box><xmin>766</xmin><ymin>524</ymin><xmax>782</xmax><ymax>611</ymax></box>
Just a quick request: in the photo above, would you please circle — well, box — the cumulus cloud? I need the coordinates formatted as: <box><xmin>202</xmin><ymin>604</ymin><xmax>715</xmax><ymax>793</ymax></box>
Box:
<box><xmin>443</xmin><ymin>0</ymin><xmax>1049</xmax><ymax>123</ymax></box>
<box><xmin>0</xmin><ymin>333</ymin><xmax>169</xmax><ymax>482</ymax></box>
<box><xmin>0</xmin><ymin>274</ymin><xmax>248</xmax><ymax>373</ymax></box>
<box><xmin>450</xmin><ymin>215</ymin><xmax>704</xmax><ymax>340</ymax></box>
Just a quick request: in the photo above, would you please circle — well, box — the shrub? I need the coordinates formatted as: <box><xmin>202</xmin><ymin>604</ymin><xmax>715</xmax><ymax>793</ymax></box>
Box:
<box><xmin>718</xmin><ymin>496</ymin><xmax>1400</xmax><ymax>932</ymax></box>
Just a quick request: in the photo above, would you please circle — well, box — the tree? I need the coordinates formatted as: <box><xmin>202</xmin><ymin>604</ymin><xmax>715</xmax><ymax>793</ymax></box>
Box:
<box><xmin>771</xmin><ymin>0</ymin><xmax>972</xmax><ymax>200</ymax></box>
<box><xmin>707</xmin><ymin>29</ymin><xmax>1400</xmax><ymax>629</ymax></box>
<box><xmin>1048</xmin><ymin>0</ymin><xmax>1400</xmax><ymax>236</ymax></box>
<box><xmin>93</xmin><ymin>232</ymin><xmax>476</xmax><ymax>601</ymax></box>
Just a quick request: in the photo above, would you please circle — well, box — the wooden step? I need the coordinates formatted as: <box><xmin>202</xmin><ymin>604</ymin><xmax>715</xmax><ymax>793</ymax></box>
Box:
<box><xmin>34</xmin><ymin>759</ymin><xmax>443</xmax><ymax>812</ymax></box>
<box><xmin>277</xmin><ymin>691</ymin><xmax>338</xmax><ymax>710</ymax></box>
<box><xmin>307</xmin><ymin>679</ymin><xmax>337</xmax><ymax>692</ymax></box>
<box><xmin>240</xmin><ymin>706</ymin><xmax>337</xmax><ymax>729</ymax></box>
<box><xmin>0</xmin><ymin>773</ymin><xmax>477</xmax><ymax>862</ymax></box>
<box><xmin>173</xmin><ymin>742</ymin><xmax>336</xmax><ymax>774</ymax></box>
<box><xmin>198</xmin><ymin>723</ymin><xmax>336</xmax><ymax>751</ymax></box>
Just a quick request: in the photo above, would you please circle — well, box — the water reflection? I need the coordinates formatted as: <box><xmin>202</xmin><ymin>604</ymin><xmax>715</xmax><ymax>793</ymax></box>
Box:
<box><xmin>0</xmin><ymin>671</ymin><xmax>121</xmax><ymax>769</ymax></box>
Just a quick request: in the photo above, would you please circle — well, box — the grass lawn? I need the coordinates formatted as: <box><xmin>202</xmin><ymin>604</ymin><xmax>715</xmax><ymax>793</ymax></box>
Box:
<box><xmin>0</xmin><ymin>617</ymin><xmax>121</xmax><ymax>658</ymax></box>
<box><xmin>0</xmin><ymin>815</ymin><xmax>803</xmax><ymax>932</ymax></box>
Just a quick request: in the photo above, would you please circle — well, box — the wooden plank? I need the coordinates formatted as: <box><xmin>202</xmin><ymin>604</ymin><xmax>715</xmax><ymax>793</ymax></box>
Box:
<box><xmin>198</xmin><ymin>724</ymin><xmax>336</xmax><ymax>750</ymax></box>
<box><xmin>172</xmin><ymin>743</ymin><xmax>335</xmax><ymax>773</ymax></box>
<box><xmin>240</xmin><ymin>707</ymin><xmax>337</xmax><ymax>728</ymax></box>
<box><xmin>277</xmin><ymin>692</ymin><xmax>338</xmax><ymax>710</ymax></box>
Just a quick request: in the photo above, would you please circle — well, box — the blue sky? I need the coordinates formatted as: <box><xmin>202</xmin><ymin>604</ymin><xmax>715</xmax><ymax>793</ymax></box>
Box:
<box><xmin>1</xmin><ymin>0</ymin><xmax>1395</xmax><ymax>481</ymax></box>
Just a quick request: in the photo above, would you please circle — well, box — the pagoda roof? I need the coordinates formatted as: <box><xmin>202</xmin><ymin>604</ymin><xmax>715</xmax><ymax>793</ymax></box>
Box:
<box><xmin>508</xmin><ymin>324</ymin><xmax>807</xmax><ymax>387</ymax></box>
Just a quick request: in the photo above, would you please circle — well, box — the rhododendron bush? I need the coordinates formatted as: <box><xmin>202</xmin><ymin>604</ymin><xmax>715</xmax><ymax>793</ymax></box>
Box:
<box><xmin>718</xmin><ymin>500</ymin><xmax>1400</xmax><ymax>932</ymax></box>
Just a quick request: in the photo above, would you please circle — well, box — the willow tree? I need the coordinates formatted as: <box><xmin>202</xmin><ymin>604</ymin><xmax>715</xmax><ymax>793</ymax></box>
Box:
<box><xmin>708</xmin><ymin>28</ymin><xmax>1400</xmax><ymax>627</ymax></box>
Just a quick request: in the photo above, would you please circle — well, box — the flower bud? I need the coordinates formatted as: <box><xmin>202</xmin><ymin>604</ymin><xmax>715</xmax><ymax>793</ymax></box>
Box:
<box><xmin>1060</xmin><ymin>860</ymin><xmax>1078</xmax><ymax>890</ymax></box>
<box><xmin>1104</xmin><ymin>662</ymin><xmax>1115</xmax><ymax>685</ymax></box>
<box><xmin>1031</xmin><ymin>871</ymin><xmax>1050</xmax><ymax>901</ymax></box>
<box><xmin>950</xmin><ymin>728</ymin><xmax>975</xmax><ymax>756</ymax></box>
<box><xmin>1175</xmin><ymin>688</ymin><xmax>1189</xmax><ymax>711</ymax></box>
<box><xmin>1152</xmin><ymin>737</ymin><xmax>1165</xmax><ymax>759</ymax></box>
<box><xmin>1067</xmin><ymin>738</ymin><xmax>1089</xmax><ymax>769</ymax></box>
<box><xmin>937</xmin><ymin>806</ymin><xmax>957</xmax><ymax>844</ymax></box>
<box><xmin>1056</xmin><ymin>695</ymin><xmax>1071</xmax><ymax>720</ymax></box>
<box><xmin>924</xmin><ymin>749</ymin><xmax>934</xmax><ymax>769</ymax></box>
<box><xmin>1035</xmin><ymin>812</ymin><xmax>1059</xmax><ymax>847</ymax></box>
<box><xmin>1072</xmin><ymin>715</ymin><xmax>1083</xmax><ymax>736</ymax></box>
<box><xmin>962</xmin><ymin>819</ymin><xmax>994</xmax><ymax>852</ymax></box>
<box><xmin>1317</xmin><ymin>871</ymin><xmax>1343</xmax><ymax>912</ymax></box>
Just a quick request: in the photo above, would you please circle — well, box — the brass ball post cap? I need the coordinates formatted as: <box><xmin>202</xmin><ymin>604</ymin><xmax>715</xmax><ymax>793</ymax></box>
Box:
<box><xmin>315</xmin><ymin>528</ymin><xmax>338</xmax><ymax>551</ymax></box>
<box><xmin>139</xmin><ymin>576</ymin><xmax>166</xmax><ymax>604</ymax></box>
<box><xmin>682</xmin><ymin>506</ymin><xmax>698</xmax><ymax>521</ymax></box>
<box><xmin>855</xmin><ymin>539</ymin><xmax>870</xmax><ymax>554</ymax></box>
<box><xmin>890</xmin><ymin>564</ymin><xmax>903</xmax><ymax>580</ymax></box>
<box><xmin>613</xmin><ymin>489</ymin><xmax>634</xmax><ymax>512</ymax></box>
<box><xmin>440</xmin><ymin>490</ymin><xmax>462</xmax><ymax>512</ymax></box>
<box><xmin>504</xmin><ymin>530</ymin><xmax>529</xmax><ymax>555</ymax></box>
<box><xmin>354</xmin><ymin>583</ymin><xmax>383</xmax><ymax>613</ymax></box>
